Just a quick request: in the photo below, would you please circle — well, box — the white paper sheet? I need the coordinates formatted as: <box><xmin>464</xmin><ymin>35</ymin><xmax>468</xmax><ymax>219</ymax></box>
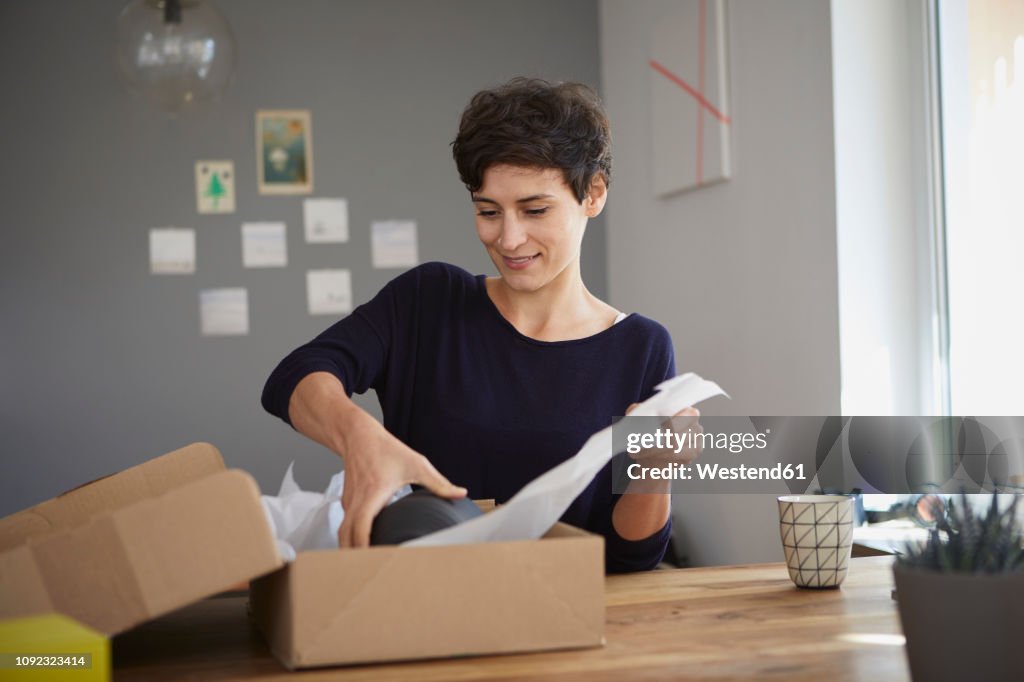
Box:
<box><xmin>404</xmin><ymin>373</ymin><xmax>728</xmax><ymax>547</ymax></box>
<box><xmin>149</xmin><ymin>227</ymin><xmax>195</xmax><ymax>274</ymax></box>
<box><xmin>303</xmin><ymin>198</ymin><xmax>349</xmax><ymax>243</ymax></box>
<box><xmin>199</xmin><ymin>287</ymin><xmax>249</xmax><ymax>336</ymax></box>
<box><xmin>371</xmin><ymin>220</ymin><xmax>418</xmax><ymax>268</ymax></box>
<box><xmin>242</xmin><ymin>222</ymin><xmax>288</xmax><ymax>268</ymax></box>
<box><xmin>260</xmin><ymin>464</ymin><xmax>412</xmax><ymax>561</ymax></box>
<box><xmin>307</xmin><ymin>269</ymin><xmax>352</xmax><ymax>315</ymax></box>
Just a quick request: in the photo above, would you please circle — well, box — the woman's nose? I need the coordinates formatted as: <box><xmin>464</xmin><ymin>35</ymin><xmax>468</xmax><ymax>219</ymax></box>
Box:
<box><xmin>499</xmin><ymin>217</ymin><xmax>528</xmax><ymax>251</ymax></box>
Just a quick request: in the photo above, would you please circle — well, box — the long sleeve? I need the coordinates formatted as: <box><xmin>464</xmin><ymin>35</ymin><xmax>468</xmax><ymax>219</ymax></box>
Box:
<box><xmin>604</xmin><ymin>501</ymin><xmax>673</xmax><ymax>573</ymax></box>
<box><xmin>592</xmin><ymin>331</ymin><xmax>677</xmax><ymax>573</ymax></box>
<box><xmin>260</xmin><ymin>268</ymin><xmax>416</xmax><ymax>426</ymax></box>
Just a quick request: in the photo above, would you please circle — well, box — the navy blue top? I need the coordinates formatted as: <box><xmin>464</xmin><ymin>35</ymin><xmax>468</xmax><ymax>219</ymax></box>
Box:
<box><xmin>261</xmin><ymin>262</ymin><xmax>676</xmax><ymax>572</ymax></box>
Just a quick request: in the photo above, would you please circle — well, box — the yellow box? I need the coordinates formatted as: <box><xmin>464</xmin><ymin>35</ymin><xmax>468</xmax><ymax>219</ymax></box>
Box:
<box><xmin>0</xmin><ymin>613</ymin><xmax>109</xmax><ymax>681</ymax></box>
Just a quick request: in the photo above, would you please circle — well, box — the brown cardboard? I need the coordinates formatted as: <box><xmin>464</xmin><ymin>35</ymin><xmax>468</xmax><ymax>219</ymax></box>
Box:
<box><xmin>0</xmin><ymin>443</ymin><xmax>284</xmax><ymax>635</ymax></box>
<box><xmin>1</xmin><ymin>443</ymin><xmax>607</xmax><ymax>669</ymax></box>
<box><xmin>249</xmin><ymin>512</ymin><xmax>606</xmax><ymax>669</ymax></box>
<box><xmin>0</xmin><ymin>442</ymin><xmax>225</xmax><ymax>549</ymax></box>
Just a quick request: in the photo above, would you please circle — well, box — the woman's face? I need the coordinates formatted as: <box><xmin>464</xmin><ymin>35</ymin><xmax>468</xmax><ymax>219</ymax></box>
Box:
<box><xmin>472</xmin><ymin>164</ymin><xmax>606</xmax><ymax>293</ymax></box>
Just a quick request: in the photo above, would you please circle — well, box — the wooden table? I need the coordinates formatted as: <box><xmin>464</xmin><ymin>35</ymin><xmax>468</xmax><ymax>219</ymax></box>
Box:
<box><xmin>113</xmin><ymin>557</ymin><xmax>909</xmax><ymax>681</ymax></box>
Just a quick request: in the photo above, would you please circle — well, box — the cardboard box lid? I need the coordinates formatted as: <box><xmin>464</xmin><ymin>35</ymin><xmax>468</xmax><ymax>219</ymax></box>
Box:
<box><xmin>0</xmin><ymin>443</ymin><xmax>284</xmax><ymax>635</ymax></box>
<box><xmin>0</xmin><ymin>442</ymin><xmax>225</xmax><ymax>551</ymax></box>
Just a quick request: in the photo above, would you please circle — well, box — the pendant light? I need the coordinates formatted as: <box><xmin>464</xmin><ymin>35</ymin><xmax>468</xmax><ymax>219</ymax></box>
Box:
<box><xmin>115</xmin><ymin>0</ymin><xmax>237</xmax><ymax>114</ymax></box>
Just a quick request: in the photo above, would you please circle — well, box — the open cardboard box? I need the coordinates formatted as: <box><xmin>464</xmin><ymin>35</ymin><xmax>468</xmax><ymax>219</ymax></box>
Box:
<box><xmin>0</xmin><ymin>443</ymin><xmax>281</xmax><ymax>635</ymax></box>
<box><xmin>249</xmin><ymin>500</ymin><xmax>605</xmax><ymax>668</ymax></box>
<box><xmin>0</xmin><ymin>443</ymin><xmax>606</xmax><ymax>669</ymax></box>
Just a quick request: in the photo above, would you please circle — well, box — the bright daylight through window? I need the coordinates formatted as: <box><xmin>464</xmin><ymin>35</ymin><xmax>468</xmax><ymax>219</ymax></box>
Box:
<box><xmin>940</xmin><ymin>0</ymin><xmax>1024</xmax><ymax>415</ymax></box>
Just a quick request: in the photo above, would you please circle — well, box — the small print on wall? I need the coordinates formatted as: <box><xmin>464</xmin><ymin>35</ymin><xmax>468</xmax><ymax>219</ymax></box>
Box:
<box><xmin>371</xmin><ymin>220</ymin><xmax>419</xmax><ymax>268</ymax></box>
<box><xmin>199</xmin><ymin>288</ymin><xmax>249</xmax><ymax>336</ymax></box>
<box><xmin>303</xmin><ymin>198</ymin><xmax>349</xmax><ymax>243</ymax></box>
<box><xmin>195</xmin><ymin>160</ymin><xmax>236</xmax><ymax>213</ymax></box>
<box><xmin>307</xmin><ymin>269</ymin><xmax>352</xmax><ymax>316</ymax></box>
<box><xmin>256</xmin><ymin>109</ymin><xmax>313</xmax><ymax>195</ymax></box>
<box><xmin>241</xmin><ymin>222</ymin><xmax>288</xmax><ymax>268</ymax></box>
<box><xmin>149</xmin><ymin>227</ymin><xmax>196</xmax><ymax>274</ymax></box>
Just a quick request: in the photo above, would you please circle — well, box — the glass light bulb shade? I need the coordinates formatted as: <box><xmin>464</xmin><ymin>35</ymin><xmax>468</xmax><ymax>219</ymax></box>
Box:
<box><xmin>116</xmin><ymin>0</ymin><xmax>236</xmax><ymax>113</ymax></box>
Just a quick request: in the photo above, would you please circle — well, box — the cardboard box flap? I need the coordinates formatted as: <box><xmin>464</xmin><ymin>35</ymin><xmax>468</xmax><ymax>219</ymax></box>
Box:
<box><xmin>0</xmin><ymin>443</ymin><xmax>224</xmax><ymax>551</ymax></box>
<box><xmin>113</xmin><ymin>469</ymin><xmax>284</xmax><ymax>620</ymax></box>
<box><xmin>1</xmin><ymin>468</ymin><xmax>284</xmax><ymax>635</ymax></box>
<box><xmin>474</xmin><ymin>499</ymin><xmax>496</xmax><ymax>512</ymax></box>
<box><xmin>539</xmin><ymin>522</ymin><xmax>592</xmax><ymax>539</ymax></box>
<box><xmin>0</xmin><ymin>545</ymin><xmax>54</xmax><ymax>616</ymax></box>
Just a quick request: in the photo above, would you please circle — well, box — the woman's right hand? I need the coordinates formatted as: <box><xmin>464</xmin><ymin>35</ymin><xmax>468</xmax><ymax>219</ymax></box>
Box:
<box><xmin>287</xmin><ymin>372</ymin><xmax>467</xmax><ymax>549</ymax></box>
<box><xmin>335</xmin><ymin>415</ymin><xmax>467</xmax><ymax>548</ymax></box>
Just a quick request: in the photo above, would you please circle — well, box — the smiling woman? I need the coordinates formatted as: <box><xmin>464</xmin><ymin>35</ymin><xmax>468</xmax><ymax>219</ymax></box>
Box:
<box><xmin>453</xmin><ymin>79</ymin><xmax>616</xmax><ymax>341</ymax></box>
<box><xmin>471</xmin><ymin>165</ymin><xmax>613</xmax><ymax>340</ymax></box>
<box><xmin>261</xmin><ymin>77</ymin><xmax>699</xmax><ymax>572</ymax></box>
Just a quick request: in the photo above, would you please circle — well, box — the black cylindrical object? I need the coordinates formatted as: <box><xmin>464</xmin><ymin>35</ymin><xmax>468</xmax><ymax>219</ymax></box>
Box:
<box><xmin>370</xmin><ymin>489</ymin><xmax>483</xmax><ymax>546</ymax></box>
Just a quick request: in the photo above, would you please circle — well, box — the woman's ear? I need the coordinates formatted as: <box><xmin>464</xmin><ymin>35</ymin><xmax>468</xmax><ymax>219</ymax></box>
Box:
<box><xmin>584</xmin><ymin>174</ymin><xmax>608</xmax><ymax>218</ymax></box>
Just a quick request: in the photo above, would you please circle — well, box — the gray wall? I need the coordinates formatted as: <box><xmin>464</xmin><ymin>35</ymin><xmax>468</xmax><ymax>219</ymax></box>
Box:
<box><xmin>600</xmin><ymin>0</ymin><xmax>842</xmax><ymax>566</ymax></box>
<box><xmin>0</xmin><ymin>0</ymin><xmax>606</xmax><ymax>515</ymax></box>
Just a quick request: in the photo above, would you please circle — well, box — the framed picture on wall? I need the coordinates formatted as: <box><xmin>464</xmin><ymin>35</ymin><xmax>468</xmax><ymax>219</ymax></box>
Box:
<box><xmin>256</xmin><ymin>109</ymin><xmax>314</xmax><ymax>195</ymax></box>
<box><xmin>649</xmin><ymin>0</ymin><xmax>732</xmax><ymax>196</ymax></box>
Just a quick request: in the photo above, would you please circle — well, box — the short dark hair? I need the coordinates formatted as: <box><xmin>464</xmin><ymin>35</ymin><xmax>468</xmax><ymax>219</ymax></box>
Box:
<box><xmin>452</xmin><ymin>77</ymin><xmax>612</xmax><ymax>203</ymax></box>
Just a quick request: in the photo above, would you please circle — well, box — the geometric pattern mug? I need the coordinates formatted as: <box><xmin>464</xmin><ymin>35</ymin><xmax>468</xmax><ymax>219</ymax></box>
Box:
<box><xmin>777</xmin><ymin>495</ymin><xmax>855</xmax><ymax>588</ymax></box>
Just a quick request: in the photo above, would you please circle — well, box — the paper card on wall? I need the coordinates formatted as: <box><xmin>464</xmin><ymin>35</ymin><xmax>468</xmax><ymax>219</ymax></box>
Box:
<box><xmin>200</xmin><ymin>288</ymin><xmax>249</xmax><ymax>336</ymax></box>
<box><xmin>371</xmin><ymin>220</ymin><xmax>418</xmax><ymax>268</ymax></box>
<box><xmin>149</xmin><ymin>227</ymin><xmax>196</xmax><ymax>274</ymax></box>
<box><xmin>306</xmin><ymin>269</ymin><xmax>352</xmax><ymax>315</ymax></box>
<box><xmin>195</xmin><ymin>160</ymin><xmax>236</xmax><ymax>214</ymax></box>
<box><xmin>303</xmin><ymin>198</ymin><xmax>349</xmax><ymax>243</ymax></box>
<box><xmin>242</xmin><ymin>222</ymin><xmax>288</xmax><ymax>268</ymax></box>
<box><xmin>256</xmin><ymin>110</ymin><xmax>313</xmax><ymax>195</ymax></box>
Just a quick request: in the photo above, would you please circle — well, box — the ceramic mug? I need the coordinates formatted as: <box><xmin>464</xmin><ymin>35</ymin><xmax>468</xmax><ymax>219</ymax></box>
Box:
<box><xmin>777</xmin><ymin>495</ymin><xmax>855</xmax><ymax>588</ymax></box>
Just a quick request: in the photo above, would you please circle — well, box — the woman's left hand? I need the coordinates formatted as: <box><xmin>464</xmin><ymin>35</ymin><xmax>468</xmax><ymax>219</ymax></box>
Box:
<box><xmin>624</xmin><ymin>404</ymin><xmax>704</xmax><ymax>469</ymax></box>
<box><xmin>611</xmin><ymin>404</ymin><xmax>702</xmax><ymax>538</ymax></box>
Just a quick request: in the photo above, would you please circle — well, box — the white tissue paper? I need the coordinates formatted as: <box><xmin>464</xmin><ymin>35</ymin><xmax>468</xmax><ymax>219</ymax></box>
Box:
<box><xmin>260</xmin><ymin>463</ymin><xmax>411</xmax><ymax>561</ymax></box>
<box><xmin>261</xmin><ymin>372</ymin><xmax>726</xmax><ymax>558</ymax></box>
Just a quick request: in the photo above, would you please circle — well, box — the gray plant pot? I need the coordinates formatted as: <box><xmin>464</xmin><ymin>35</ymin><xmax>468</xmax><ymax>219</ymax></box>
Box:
<box><xmin>893</xmin><ymin>565</ymin><xmax>1024</xmax><ymax>682</ymax></box>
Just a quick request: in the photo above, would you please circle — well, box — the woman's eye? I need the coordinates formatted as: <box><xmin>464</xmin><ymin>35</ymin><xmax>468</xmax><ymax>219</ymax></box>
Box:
<box><xmin>525</xmin><ymin>208</ymin><xmax>548</xmax><ymax>216</ymax></box>
<box><xmin>476</xmin><ymin>210</ymin><xmax>499</xmax><ymax>218</ymax></box>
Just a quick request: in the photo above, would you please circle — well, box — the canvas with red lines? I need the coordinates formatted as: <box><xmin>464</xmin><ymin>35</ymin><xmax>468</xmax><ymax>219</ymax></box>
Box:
<box><xmin>649</xmin><ymin>0</ymin><xmax>732</xmax><ymax>196</ymax></box>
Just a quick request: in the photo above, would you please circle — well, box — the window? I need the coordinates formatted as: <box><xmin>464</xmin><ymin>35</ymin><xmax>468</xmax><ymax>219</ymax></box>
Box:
<box><xmin>832</xmin><ymin>0</ymin><xmax>1023</xmax><ymax>516</ymax></box>
<box><xmin>938</xmin><ymin>0</ymin><xmax>1024</xmax><ymax>416</ymax></box>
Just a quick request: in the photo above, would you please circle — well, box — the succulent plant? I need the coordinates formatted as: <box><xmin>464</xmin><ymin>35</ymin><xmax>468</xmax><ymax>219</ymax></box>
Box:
<box><xmin>896</xmin><ymin>492</ymin><xmax>1024</xmax><ymax>573</ymax></box>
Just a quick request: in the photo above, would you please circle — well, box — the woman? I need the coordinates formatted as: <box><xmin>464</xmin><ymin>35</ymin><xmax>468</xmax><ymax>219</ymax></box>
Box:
<box><xmin>262</xmin><ymin>78</ymin><xmax>699</xmax><ymax>572</ymax></box>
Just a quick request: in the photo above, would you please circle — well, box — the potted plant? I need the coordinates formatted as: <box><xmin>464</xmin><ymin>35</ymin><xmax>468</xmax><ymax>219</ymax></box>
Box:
<box><xmin>893</xmin><ymin>492</ymin><xmax>1024</xmax><ymax>682</ymax></box>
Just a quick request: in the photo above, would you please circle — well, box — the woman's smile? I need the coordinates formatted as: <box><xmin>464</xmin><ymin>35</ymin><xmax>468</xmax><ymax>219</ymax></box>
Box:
<box><xmin>502</xmin><ymin>253</ymin><xmax>540</xmax><ymax>270</ymax></box>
